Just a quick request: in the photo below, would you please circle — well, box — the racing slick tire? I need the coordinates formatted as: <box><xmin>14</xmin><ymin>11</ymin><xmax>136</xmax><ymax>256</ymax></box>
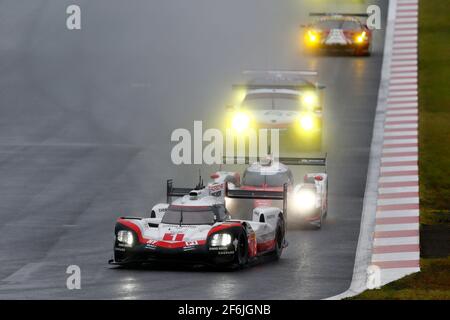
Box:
<box><xmin>231</xmin><ymin>230</ymin><xmax>249</xmax><ymax>269</ymax></box>
<box><xmin>271</xmin><ymin>217</ymin><xmax>285</xmax><ymax>260</ymax></box>
<box><xmin>315</xmin><ymin>214</ymin><xmax>323</xmax><ymax>230</ymax></box>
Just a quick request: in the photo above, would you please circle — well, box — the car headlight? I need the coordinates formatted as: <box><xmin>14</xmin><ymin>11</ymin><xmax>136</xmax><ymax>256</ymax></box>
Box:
<box><xmin>307</xmin><ymin>30</ymin><xmax>319</xmax><ymax>43</ymax></box>
<box><xmin>210</xmin><ymin>233</ymin><xmax>232</xmax><ymax>247</ymax></box>
<box><xmin>298</xmin><ymin>113</ymin><xmax>315</xmax><ymax>131</ymax></box>
<box><xmin>301</xmin><ymin>92</ymin><xmax>318</xmax><ymax>109</ymax></box>
<box><xmin>231</xmin><ymin>112</ymin><xmax>250</xmax><ymax>133</ymax></box>
<box><xmin>356</xmin><ymin>31</ymin><xmax>367</xmax><ymax>44</ymax></box>
<box><xmin>294</xmin><ymin>189</ymin><xmax>317</xmax><ymax>211</ymax></box>
<box><xmin>117</xmin><ymin>230</ymin><xmax>134</xmax><ymax>246</ymax></box>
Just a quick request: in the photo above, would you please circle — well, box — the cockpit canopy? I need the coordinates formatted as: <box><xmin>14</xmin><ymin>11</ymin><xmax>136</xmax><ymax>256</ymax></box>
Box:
<box><xmin>242</xmin><ymin>170</ymin><xmax>292</xmax><ymax>188</ymax></box>
<box><xmin>161</xmin><ymin>205</ymin><xmax>228</xmax><ymax>226</ymax></box>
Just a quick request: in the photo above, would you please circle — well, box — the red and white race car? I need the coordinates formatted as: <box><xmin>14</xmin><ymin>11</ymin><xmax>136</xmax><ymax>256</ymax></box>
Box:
<box><xmin>109</xmin><ymin>177</ymin><xmax>288</xmax><ymax>269</ymax></box>
<box><xmin>302</xmin><ymin>13</ymin><xmax>372</xmax><ymax>56</ymax></box>
<box><xmin>236</xmin><ymin>156</ymin><xmax>328</xmax><ymax>228</ymax></box>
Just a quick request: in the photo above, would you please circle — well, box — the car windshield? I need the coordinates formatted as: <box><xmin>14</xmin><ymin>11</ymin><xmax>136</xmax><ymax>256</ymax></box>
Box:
<box><xmin>243</xmin><ymin>94</ymin><xmax>299</xmax><ymax>110</ymax></box>
<box><xmin>316</xmin><ymin>20</ymin><xmax>361</xmax><ymax>30</ymax></box>
<box><xmin>243</xmin><ymin>171</ymin><xmax>290</xmax><ymax>187</ymax></box>
<box><xmin>342</xmin><ymin>20</ymin><xmax>362</xmax><ymax>30</ymax></box>
<box><xmin>267</xmin><ymin>173</ymin><xmax>291</xmax><ymax>187</ymax></box>
<box><xmin>161</xmin><ymin>207</ymin><xmax>216</xmax><ymax>225</ymax></box>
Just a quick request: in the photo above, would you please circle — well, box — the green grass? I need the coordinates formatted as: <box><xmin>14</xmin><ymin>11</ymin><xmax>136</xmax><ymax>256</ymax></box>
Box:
<box><xmin>418</xmin><ymin>0</ymin><xmax>450</xmax><ymax>225</ymax></box>
<box><xmin>351</xmin><ymin>0</ymin><xmax>450</xmax><ymax>299</ymax></box>
<box><xmin>350</xmin><ymin>257</ymin><xmax>450</xmax><ymax>300</ymax></box>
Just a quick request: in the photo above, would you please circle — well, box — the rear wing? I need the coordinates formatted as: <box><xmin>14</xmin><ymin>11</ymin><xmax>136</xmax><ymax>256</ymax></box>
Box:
<box><xmin>222</xmin><ymin>155</ymin><xmax>327</xmax><ymax>172</ymax></box>
<box><xmin>232</xmin><ymin>70</ymin><xmax>325</xmax><ymax>91</ymax></box>
<box><xmin>243</xmin><ymin>70</ymin><xmax>318</xmax><ymax>77</ymax></box>
<box><xmin>166</xmin><ymin>179</ymin><xmax>194</xmax><ymax>204</ymax></box>
<box><xmin>232</xmin><ymin>83</ymin><xmax>324</xmax><ymax>91</ymax></box>
<box><xmin>278</xmin><ymin>156</ymin><xmax>326</xmax><ymax>169</ymax></box>
<box><xmin>225</xmin><ymin>183</ymin><xmax>288</xmax><ymax>221</ymax></box>
<box><xmin>309</xmin><ymin>12</ymin><xmax>369</xmax><ymax>17</ymax></box>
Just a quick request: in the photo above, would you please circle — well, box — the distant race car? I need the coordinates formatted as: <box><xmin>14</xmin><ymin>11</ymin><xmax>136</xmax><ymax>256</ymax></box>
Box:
<box><xmin>226</xmin><ymin>71</ymin><xmax>325</xmax><ymax>149</ymax></box>
<box><xmin>302</xmin><ymin>13</ymin><xmax>372</xmax><ymax>56</ymax></box>
<box><xmin>109</xmin><ymin>176</ymin><xmax>288</xmax><ymax>269</ymax></box>
<box><xmin>227</xmin><ymin>155</ymin><xmax>328</xmax><ymax>228</ymax></box>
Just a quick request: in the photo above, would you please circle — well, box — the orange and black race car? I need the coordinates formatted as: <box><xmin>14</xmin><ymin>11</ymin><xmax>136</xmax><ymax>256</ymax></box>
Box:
<box><xmin>302</xmin><ymin>13</ymin><xmax>372</xmax><ymax>56</ymax></box>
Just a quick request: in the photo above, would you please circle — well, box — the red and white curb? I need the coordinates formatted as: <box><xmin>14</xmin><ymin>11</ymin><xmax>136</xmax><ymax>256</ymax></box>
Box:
<box><xmin>328</xmin><ymin>0</ymin><xmax>420</xmax><ymax>299</ymax></box>
<box><xmin>373</xmin><ymin>0</ymin><xmax>420</xmax><ymax>286</ymax></box>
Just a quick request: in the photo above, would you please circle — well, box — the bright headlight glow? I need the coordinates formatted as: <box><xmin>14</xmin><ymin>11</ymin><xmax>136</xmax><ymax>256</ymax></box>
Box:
<box><xmin>299</xmin><ymin>114</ymin><xmax>314</xmax><ymax>131</ymax></box>
<box><xmin>356</xmin><ymin>31</ymin><xmax>367</xmax><ymax>43</ymax></box>
<box><xmin>231</xmin><ymin>112</ymin><xmax>250</xmax><ymax>133</ymax></box>
<box><xmin>301</xmin><ymin>92</ymin><xmax>318</xmax><ymax>109</ymax></box>
<box><xmin>294</xmin><ymin>189</ymin><xmax>317</xmax><ymax>211</ymax></box>
<box><xmin>307</xmin><ymin>30</ymin><xmax>318</xmax><ymax>43</ymax></box>
<box><xmin>210</xmin><ymin>233</ymin><xmax>232</xmax><ymax>247</ymax></box>
<box><xmin>117</xmin><ymin>230</ymin><xmax>134</xmax><ymax>246</ymax></box>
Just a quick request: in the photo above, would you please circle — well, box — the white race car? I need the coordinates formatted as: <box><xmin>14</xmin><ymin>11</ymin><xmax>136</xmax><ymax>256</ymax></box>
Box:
<box><xmin>109</xmin><ymin>177</ymin><xmax>288</xmax><ymax>269</ymax></box>
<box><xmin>226</xmin><ymin>71</ymin><xmax>325</xmax><ymax>149</ymax></box>
<box><xmin>227</xmin><ymin>156</ymin><xmax>328</xmax><ymax>228</ymax></box>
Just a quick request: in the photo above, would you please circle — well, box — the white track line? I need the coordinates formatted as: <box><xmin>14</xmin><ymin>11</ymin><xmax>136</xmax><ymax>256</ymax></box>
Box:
<box><xmin>374</xmin><ymin>237</ymin><xmax>419</xmax><ymax>246</ymax></box>
<box><xmin>375</xmin><ymin>223</ymin><xmax>419</xmax><ymax>232</ymax></box>
<box><xmin>385</xmin><ymin>124</ymin><xmax>418</xmax><ymax>130</ymax></box>
<box><xmin>380</xmin><ymin>165</ymin><xmax>418</xmax><ymax>172</ymax></box>
<box><xmin>383</xmin><ymin>138</ymin><xmax>418</xmax><ymax>144</ymax></box>
<box><xmin>377</xmin><ymin>198</ymin><xmax>419</xmax><ymax>206</ymax></box>
<box><xmin>379</xmin><ymin>186</ymin><xmax>419</xmax><ymax>194</ymax></box>
<box><xmin>372</xmin><ymin>252</ymin><xmax>419</xmax><ymax>262</ymax></box>
<box><xmin>385</xmin><ymin>116</ymin><xmax>418</xmax><ymax>122</ymax></box>
<box><xmin>377</xmin><ymin>209</ymin><xmax>419</xmax><ymax>218</ymax></box>
<box><xmin>390</xmin><ymin>84</ymin><xmax>417</xmax><ymax>90</ymax></box>
<box><xmin>379</xmin><ymin>176</ymin><xmax>419</xmax><ymax>183</ymax></box>
<box><xmin>382</xmin><ymin>146</ymin><xmax>418</xmax><ymax>153</ymax></box>
<box><xmin>382</xmin><ymin>156</ymin><xmax>418</xmax><ymax>163</ymax></box>
<box><xmin>387</xmin><ymin>109</ymin><xmax>417</xmax><ymax>115</ymax></box>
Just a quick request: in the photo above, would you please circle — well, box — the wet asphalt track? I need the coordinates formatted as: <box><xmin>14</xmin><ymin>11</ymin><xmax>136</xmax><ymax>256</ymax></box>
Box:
<box><xmin>0</xmin><ymin>0</ymin><xmax>387</xmax><ymax>299</ymax></box>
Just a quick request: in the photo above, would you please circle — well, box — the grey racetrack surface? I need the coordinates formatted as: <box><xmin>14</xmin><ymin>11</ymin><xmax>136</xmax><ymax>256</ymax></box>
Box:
<box><xmin>0</xmin><ymin>0</ymin><xmax>387</xmax><ymax>299</ymax></box>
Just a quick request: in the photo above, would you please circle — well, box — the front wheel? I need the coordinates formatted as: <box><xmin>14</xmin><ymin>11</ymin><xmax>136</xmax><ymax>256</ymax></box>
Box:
<box><xmin>232</xmin><ymin>232</ymin><xmax>249</xmax><ymax>269</ymax></box>
<box><xmin>313</xmin><ymin>211</ymin><xmax>324</xmax><ymax>230</ymax></box>
<box><xmin>272</xmin><ymin>218</ymin><xmax>285</xmax><ymax>260</ymax></box>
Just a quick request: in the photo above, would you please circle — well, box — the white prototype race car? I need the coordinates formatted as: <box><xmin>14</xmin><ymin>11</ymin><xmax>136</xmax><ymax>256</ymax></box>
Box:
<box><xmin>109</xmin><ymin>176</ymin><xmax>288</xmax><ymax>269</ymax></box>
<box><xmin>228</xmin><ymin>155</ymin><xmax>328</xmax><ymax>228</ymax></box>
